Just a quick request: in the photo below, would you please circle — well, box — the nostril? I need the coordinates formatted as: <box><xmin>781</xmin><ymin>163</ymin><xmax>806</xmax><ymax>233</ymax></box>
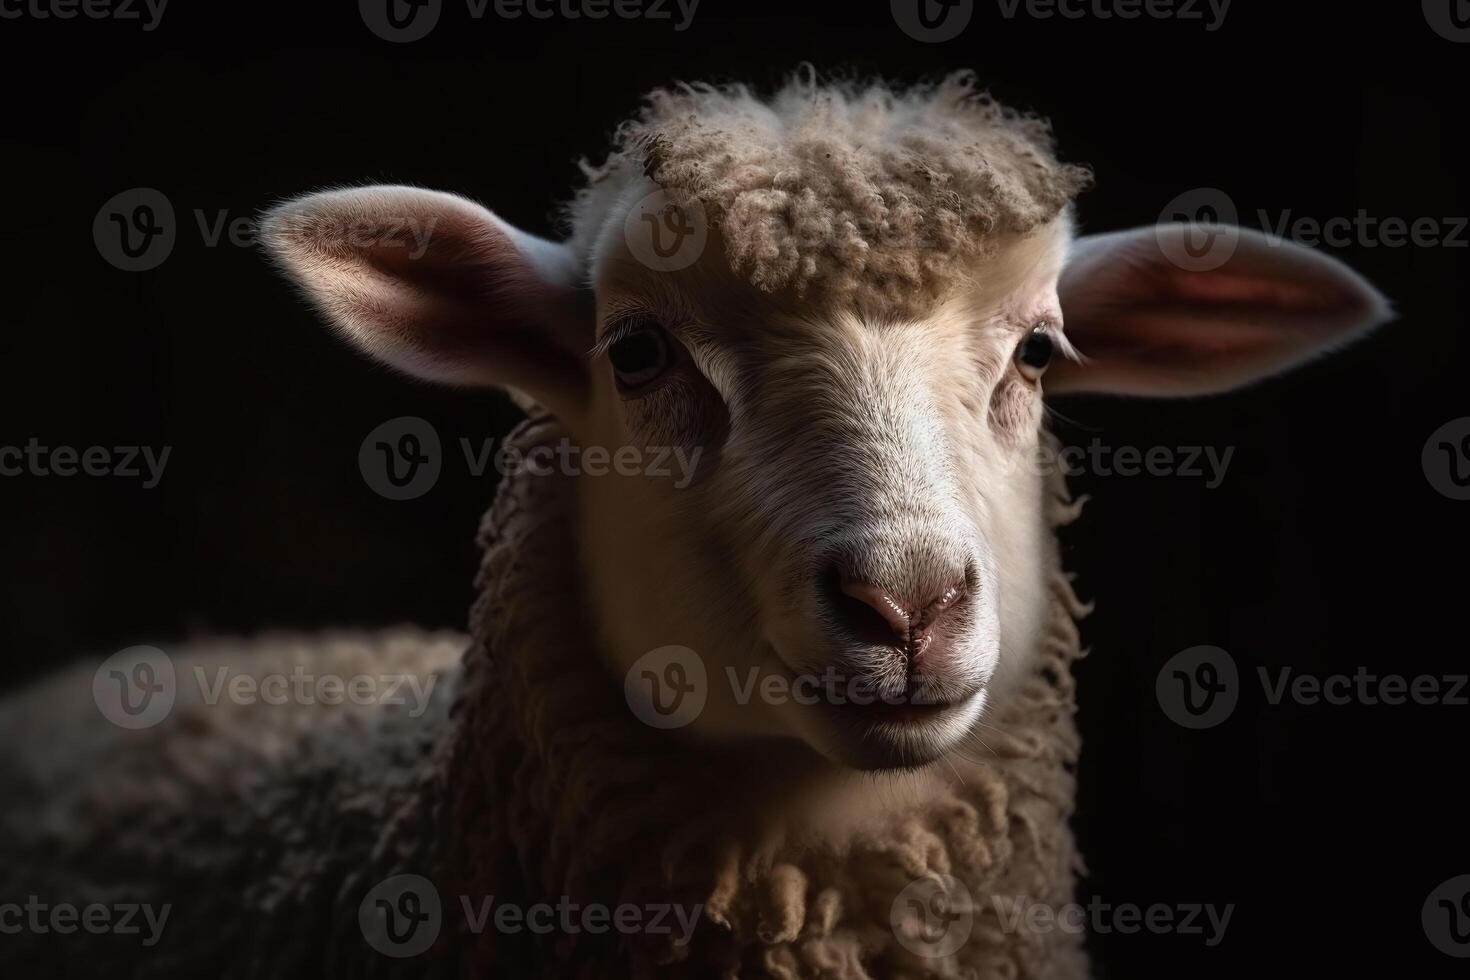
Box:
<box><xmin>838</xmin><ymin>579</ymin><xmax>912</xmax><ymax>637</ymax></box>
<box><xmin>914</xmin><ymin>581</ymin><xmax>967</xmax><ymax>632</ymax></box>
<box><xmin>821</xmin><ymin>567</ymin><xmax>906</xmax><ymax>648</ymax></box>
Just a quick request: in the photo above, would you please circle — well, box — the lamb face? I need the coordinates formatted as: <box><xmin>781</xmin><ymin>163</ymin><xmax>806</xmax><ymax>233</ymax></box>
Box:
<box><xmin>261</xmin><ymin>74</ymin><xmax>1390</xmax><ymax>775</ymax></box>
<box><xmin>576</xmin><ymin>191</ymin><xmax>1075</xmax><ymax>769</ymax></box>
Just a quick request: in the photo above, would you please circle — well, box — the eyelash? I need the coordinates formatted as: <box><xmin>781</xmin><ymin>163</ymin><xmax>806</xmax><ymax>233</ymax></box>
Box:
<box><xmin>590</xmin><ymin>319</ymin><xmax>642</xmax><ymax>359</ymax></box>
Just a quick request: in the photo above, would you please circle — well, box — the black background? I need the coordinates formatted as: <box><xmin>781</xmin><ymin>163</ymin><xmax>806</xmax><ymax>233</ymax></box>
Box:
<box><xmin>1</xmin><ymin>1</ymin><xmax>1466</xmax><ymax>976</ymax></box>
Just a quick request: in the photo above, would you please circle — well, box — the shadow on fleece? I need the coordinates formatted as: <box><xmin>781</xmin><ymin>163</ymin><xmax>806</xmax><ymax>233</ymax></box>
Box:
<box><xmin>0</xmin><ymin>415</ymin><xmax>1089</xmax><ymax>979</ymax></box>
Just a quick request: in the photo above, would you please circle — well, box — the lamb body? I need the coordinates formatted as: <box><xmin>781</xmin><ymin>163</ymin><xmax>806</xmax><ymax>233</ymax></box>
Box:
<box><xmin>1</xmin><ymin>72</ymin><xmax>1389</xmax><ymax>978</ymax></box>
<box><xmin>1</xmin><ymin>419</ymin><xmax>1088</xmax><ymax>978</ymax></box>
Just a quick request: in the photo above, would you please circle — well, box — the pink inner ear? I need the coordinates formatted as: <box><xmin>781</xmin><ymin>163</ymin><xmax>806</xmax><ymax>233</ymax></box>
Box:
<box><xmin>1162</xmin><ymin>266</ymin><xmax>1343</xmax><ymax>310</ymax></box>
<box><xmin>1049</xmin><ymin>225</ymin><xmax>1391</xmax><ymax>397</ymax></box>
<box><xmin>353</xmin><ymin>220</ymin><xmax>554</xmax><ymax>357</ymax></box>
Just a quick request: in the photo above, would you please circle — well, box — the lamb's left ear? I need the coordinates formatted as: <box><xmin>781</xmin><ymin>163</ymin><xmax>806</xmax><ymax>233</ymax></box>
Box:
<box><xmin>261</xmin><ymin>185</ymin><xmax>592</xmax><ymax>420</ymax></box>
<box><xmin>1046</xmin><ymin>225</ymin><xmax>1392</xmax><ymax>397</ymax></box>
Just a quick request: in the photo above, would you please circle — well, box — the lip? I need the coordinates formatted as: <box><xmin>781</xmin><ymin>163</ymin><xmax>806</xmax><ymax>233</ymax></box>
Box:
<box><xmin>826</xmin><ymin>693</ymin><xmax>965</xmax><ymax>727</ymax></box>
<box><xmin>813</xmin><ymin>687</ymin><xmax>984</xmax><ymax>771</ymax></box>
<box><xmin>762</xmin><ymin>642</ymin><xmax>986</xmax><ymax>769</ymax></box>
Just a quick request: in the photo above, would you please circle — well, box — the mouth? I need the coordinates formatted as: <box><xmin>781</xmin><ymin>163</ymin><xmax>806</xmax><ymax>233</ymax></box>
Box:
<box><xmin>762</xmin><ymin>642</ymin><xmax>990</xmax><ymax>772</ymax></box>
<box><xmin>811</xmin><ymin>682</ymin><xmax>986</xmax><ymax>771</ymax></box>
<box><xmin>830</xmin><ymin>696</ymin><xmax>958</xmax><ymax>726</ymax></box>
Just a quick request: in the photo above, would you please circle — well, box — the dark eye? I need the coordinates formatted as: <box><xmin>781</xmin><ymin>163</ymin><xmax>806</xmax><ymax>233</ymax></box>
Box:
<box><xmin>1014</xmin><ymin>323</ymin><xmax>1055</xmax><ymax>381</ymax></box>
<box><xmin>607</xmin><ymin>321</ymin><xmax>672</xmax><ymax>388</ymax></box>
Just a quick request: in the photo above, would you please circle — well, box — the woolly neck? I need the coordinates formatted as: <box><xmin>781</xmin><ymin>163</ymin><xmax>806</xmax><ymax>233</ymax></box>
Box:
<box><xmin>436</xmin><ymin>414</ymin><xmax>1091</xmax><ymax>979</ymax></box>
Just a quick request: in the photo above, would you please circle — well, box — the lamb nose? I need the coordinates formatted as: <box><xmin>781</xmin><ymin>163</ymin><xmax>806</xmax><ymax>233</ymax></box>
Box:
<box><xmin>836</xmin><ymin>576</ymin><xmax>969</xmax><ymax>648</ymax></box>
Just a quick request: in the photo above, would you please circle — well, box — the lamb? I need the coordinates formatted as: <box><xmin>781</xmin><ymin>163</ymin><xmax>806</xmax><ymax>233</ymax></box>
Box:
<box><xmin>0</xmin><ymin>72</ymin><xmax>1390</xmax><ymax>978</ymax></box>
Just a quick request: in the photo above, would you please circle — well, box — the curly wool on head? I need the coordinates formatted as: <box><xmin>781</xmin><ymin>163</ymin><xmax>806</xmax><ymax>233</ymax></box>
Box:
<box><xmin>568</xmin><ymin>70</ymin><xmax>1093</xmax><ymax>311</ymax></box>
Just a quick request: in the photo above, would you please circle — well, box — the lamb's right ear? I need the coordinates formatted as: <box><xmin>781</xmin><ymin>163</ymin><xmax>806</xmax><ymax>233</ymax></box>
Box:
<box><xmin>261</xmin><ymin>185</ymin><xmax>592</xmax><ymax>420</ymax></box>
<box><xmin>1046</xmin><ymin>225</ymin><xmax>1392</xmax><ymax>397</ymax></box>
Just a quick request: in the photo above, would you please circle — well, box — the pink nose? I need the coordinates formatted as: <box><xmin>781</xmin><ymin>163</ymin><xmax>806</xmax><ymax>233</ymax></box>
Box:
<box><xmin>836</xmin><ymin>576</ymin><xmax>968</xmax><ymax>659</ymax></box>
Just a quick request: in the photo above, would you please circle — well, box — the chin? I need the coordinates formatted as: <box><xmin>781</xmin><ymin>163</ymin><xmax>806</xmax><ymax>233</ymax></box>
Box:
<box><xmin>798</xmin><ymin>690</ymin><xmax>988</xmax><ymax>772</ymax></box>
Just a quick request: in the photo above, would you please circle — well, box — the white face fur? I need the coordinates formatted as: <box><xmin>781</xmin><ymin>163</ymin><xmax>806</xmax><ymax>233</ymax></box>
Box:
<box><xmin>263</xmin><ymin>182</ymin><xmax>1389</xmax><ymax>773</ymax></box>
<box><xmin>579</xmin><ymin>184</ymin><xmax>1076</xmax><ymax>770</ymax></box>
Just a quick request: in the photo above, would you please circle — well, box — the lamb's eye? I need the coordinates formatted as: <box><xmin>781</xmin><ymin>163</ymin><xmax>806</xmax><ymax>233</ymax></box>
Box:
<box><xmin>1014</xmin><ymin>323</ymin><xmax>1054</xmax><ymax>381</ymax></box>
<box><xmin>607</xmin><ymin>322</ymin><xmax>672</xmax><ymax>388</ymax></box>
